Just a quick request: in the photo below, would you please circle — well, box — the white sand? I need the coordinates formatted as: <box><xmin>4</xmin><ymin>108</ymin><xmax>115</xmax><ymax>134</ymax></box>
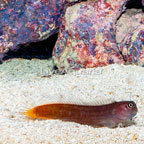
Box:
<box><xmin>0</xmin><ymin>59</ymin><xmax>144</xmax><ymax>144</ymax></box>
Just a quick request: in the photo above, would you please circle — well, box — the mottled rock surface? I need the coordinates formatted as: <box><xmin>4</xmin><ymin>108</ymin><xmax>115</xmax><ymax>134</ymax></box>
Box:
<box><xmin>120</xmin><ymin>25</ymin><xmax>144</xmax><ymax>66</ymax></box>
<box><xmin>53</xmin><ymin>0</ymin><xmax>127</xmax><ymax>71</ymax></box>
<box><xmin>0</xmin><ymin>0</ymin><xmax>81</xmax><ymax>60</ymax></box>
<box><xmin>116</xmin><ymin>9</ymin><xmax>144</xmax><ymax>66</ymax></box>
<box><xmin>116</xmin><ymin>9</ymin><xmax>144</xmax><ymax>43</ymax></box>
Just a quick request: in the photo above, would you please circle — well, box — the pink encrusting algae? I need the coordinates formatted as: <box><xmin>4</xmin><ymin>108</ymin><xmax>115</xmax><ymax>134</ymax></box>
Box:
<box><xmin>1</xmin><ymin>0</ymin><xmax>144</xmax><ymax>71</ymax></box>
<box><xmin>53</xmin><ymin>0</ymin><xmax>127</xmax><ymax>71</ymax></box>
<box><xmin>53</xmin><ymin>0</ymin><xmax>144</xmax><ymax>71</ymax></box>
<box><xmin>24</xmin><ymin>101</ymin><xmax>138</xmax><ymax>128</ymax></box>
<box><xmin>0</xmin><ymin>0</ymin><xmax>82</xmax><ymax>61</ymax></box>
<box><xmin>120</xmin><ymin>25</ymin><xmax>144</xmax><ymax>66</ymax></box>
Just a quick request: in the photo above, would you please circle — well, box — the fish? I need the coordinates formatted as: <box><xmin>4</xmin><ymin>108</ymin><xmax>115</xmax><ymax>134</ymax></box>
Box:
<box><xmin>23</xmin><ymin>101</ymin><xmax>138</xmax><ymax>128</ymax></box>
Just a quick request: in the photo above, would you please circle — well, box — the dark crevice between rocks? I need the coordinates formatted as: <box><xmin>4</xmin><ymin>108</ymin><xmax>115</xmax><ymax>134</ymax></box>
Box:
<box><xmin>2</xmin><ymin>33</ymin><xmax>58</xmax><ymax>61</ymax></box>
<box><xmin>126</xmin><ymin>0</ymin><xmax>143</xmax><ymax>9</ymax></box>
<box><xmin>1</xmin><ymin>0</ymin><xmax>143</xmax><ymax>63</ymax></box>
<box><xmin>117</xmin><ymin>0</ymin><xmax>143</xmax><ymax>22</ymax></box>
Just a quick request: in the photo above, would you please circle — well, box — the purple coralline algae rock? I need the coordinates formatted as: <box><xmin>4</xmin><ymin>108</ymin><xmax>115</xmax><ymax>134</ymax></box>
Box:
<box><xmin>0</xmin><ymin>0</ymin><xmax>80</xmax><ymax>60</ymax></box>
<box><xmin>116</xmin><ymin>9</ymin><xmax>144</xmax><ymax>44</ymax></box>
<box><xmin>53</xmin><ymin>0</ymin><xmax>127</xmax><ymax>71</ymax></box>
<box><xmin>120</xmin><ymin>25</ymin><xmax>144</xmax><ymax>66</ymax></box>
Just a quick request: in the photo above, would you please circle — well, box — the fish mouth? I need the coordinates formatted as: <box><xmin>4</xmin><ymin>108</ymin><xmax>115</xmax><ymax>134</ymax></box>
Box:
<box><xmin>130</xmin><ymin>111</ymin><xmax>137</xmax><ymax>118</ymax></box>
<box><xmin>117</xmin><ymin>111</ymin><xmax>137</xmax><ymax>121</ymax></box>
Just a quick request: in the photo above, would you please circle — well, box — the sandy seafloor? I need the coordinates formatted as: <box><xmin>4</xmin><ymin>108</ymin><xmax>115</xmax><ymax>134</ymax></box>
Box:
<box><xmin>0</xmin><ymin>58</ymin><xmax>144</xmax><ymax>144</ymax></box>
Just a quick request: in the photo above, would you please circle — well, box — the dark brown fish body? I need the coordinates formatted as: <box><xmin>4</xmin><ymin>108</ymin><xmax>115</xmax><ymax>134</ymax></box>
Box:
<box><xmin>24</xmin><ymin>101</ymin><xmax>138</xmax><ymax>127</ymax></box>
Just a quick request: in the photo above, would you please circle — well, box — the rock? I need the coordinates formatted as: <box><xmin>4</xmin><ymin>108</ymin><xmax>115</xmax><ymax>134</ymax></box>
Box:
<box><xmin>120</xmin><ymin>25</ymin><xmax>144</xmax><ymax>66</ymax></box>
<box><xmin>116</xmin><ymin>8</ymin><xmax>144</xmax><ymax>66</ymax></box>
<box><xmin>116</xmin><ymin>9</ymin><xmax>143</xmax><ymax>44</ymax></box>
<box><xmin>0</xmin><ymin>0</ymin><xmax>81</xmax><ymax>60</ymax></box>
<box><xmin>53</xmin><ymin>0</ymin><xmax>127</xmax><ymax>71</ymax></box>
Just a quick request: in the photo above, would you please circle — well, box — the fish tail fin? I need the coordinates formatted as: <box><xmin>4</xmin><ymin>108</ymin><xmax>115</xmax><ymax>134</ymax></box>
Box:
<box><xmin>22</xmin><ymin>104</ymin><xmax>53</xmax><ymax>119</ymax></box>
<box><xmin>22</xmin><ymin>107</ymin><xmax>38</xmax><ymax>119</ymax></box>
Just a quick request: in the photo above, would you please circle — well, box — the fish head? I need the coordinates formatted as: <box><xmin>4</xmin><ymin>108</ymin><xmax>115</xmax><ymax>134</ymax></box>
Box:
<box><xmin>112</xmin><ymin>101</ymin><xmax>138</xmax><ymax>123</ymax></box>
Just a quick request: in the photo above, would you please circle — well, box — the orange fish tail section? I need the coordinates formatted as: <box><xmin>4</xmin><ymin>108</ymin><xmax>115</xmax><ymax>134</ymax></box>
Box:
<box><xmin>24</xmin><ymin>104</ymin><xmax>58</xmax><ymax>119</ymax></box>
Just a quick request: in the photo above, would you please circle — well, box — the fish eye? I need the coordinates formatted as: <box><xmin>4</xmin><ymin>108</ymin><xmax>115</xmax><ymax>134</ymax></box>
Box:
<box><xmin>127</xmin><ymin>102</ymin><xmax>135</xmax><ymax>109</ymax></box>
